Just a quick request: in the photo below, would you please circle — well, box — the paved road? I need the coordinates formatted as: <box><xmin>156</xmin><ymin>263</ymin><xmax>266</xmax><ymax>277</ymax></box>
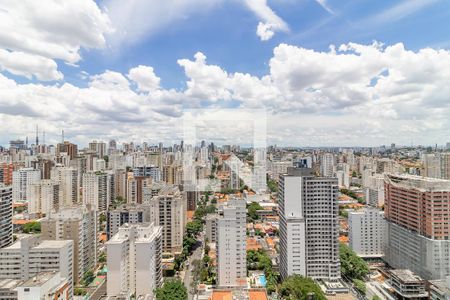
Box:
<box><xmin>184</xmin><ymin>235</ymin><xmax>205</xmax><ymax>300</ymax></box>
<box><xmin>89</xmin><ymin>279</ymin><xmax>107</xmax><ymax>300</ymax></box>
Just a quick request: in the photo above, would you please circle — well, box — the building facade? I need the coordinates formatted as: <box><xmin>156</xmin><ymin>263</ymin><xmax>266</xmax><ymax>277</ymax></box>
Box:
<box><xmin>0</xmin><ymin>237</ymin><xmax>74</xmax><ymax>298</ymax></box>
<box><xmin>278</xmin><ymin>167</ymin><xmax>341</xmax><ymax>281</ymax></box>
<box><xmin>0</xmin><ymin>185</ymin><xmax>12</xmax><ymax>249</ymax></box>
<box><xmin>28</xmin><ymin>179</ymin><xmax>60</xmax><ymax>216</ymax></box>
<box><xmin>41</xmin><ymin>206</ymin><xmax>97</xmax><ymax>283</ymax></box>
<box><xmin>12</xmin><ymin>168</ymin><xmax>41</xmax><ymax>202</ymax></box>
<box><xmin>106</xmin><ymin>223</ymin><xmax>162</xmax><ymax>299</ymax></box>
<box><xmin>147</xmin><ymin>185</ymin><xmax>186</xmax><ymax>254</ymax></box>
<box><xmin>107</xmin><ymin>204</ymin><xmax>150</xmax><ymax>239</ymax></box>
<box><xmin>216</xmin><ymin>198</ymin><xmax>247</xmax><ymax>287</ymax></box>
<box><xmin>348</xmin><ymin>207</ymin><xmax>386</xmax><ymax>258</ymax></box>
<box><xmin>82</xmin><ymin>171</ymin><xmax>114</xmax><ymax>211</ymax></box>
<box><xmin>384</xmin><ymin>174</ymin><xmax>450</xmax><ymax>280</ymax></box>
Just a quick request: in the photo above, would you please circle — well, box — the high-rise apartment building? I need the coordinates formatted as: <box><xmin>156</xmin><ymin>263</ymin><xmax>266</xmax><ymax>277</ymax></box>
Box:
<box><xmin>113</xmin><ymin>169</ymin><xmax>128</xmax><ymax>199</ymax></box>
<box><xmin>106</xmin><ymin>223</ymin><xmax>162</xmax><ymax>299</ymax></box>
<box><xmin>422</xmin><ymin>153</ymin><xmax>450</xmax><ymax>179</ymax></box>
<box><xmin>1</xmin><ymin>163</ymin><xmax>14</xmax><ymax>185</ymax></box>
<box><xmin>133</xmin><ymin>166</ymin><xmax>161</xmax><ymax>182</ymax></box>
<box><xmin>89</xmin><ymin>140</ymin><xmax>107</xmax><ymax>158</ymax></box>
<box><xmin>384</xmin><ymin>174</ymin><xmax>450</xmax><ymax>280</ymax></box>
<box><xmin>56</xmin><ymin>141</ymin><xmax>78</xmax><ymax>161</ymax></box>
<box><xmin>0</xmin><ymin>236</ymin><xmax>74</xmax><ymax>298</ymax></box>
<box><xmin>0</xmin><ymin>185</ymin><xmax>13</xmax><ymax>248</ymax></box>
<box><xmin>12</xmin><ymin>168</ymin><xmax>41</xmax><ymax>202</ymax></box>
<box><xmin>28</xmin><ymin>179</ymin><xmax>60</xmax><ymax>216</ymax></box>
<box><xmin>127</xmin><ymin>174</ymin><xmax>152</xmax><ymax>204</ymax></box>
<box><xmin>82</xmin><ymin>171</ymin><xmax>114</xmax><ymax>211</ymax></box>
<box><xmin>147</xmin><ymin>185</ymin><xmax>186</xmax><ymax>254</ymax></box>
<box><xmin>51</xmin><ymin>166</ymin><xmax>79</xmax><ymax>206</ymax></box>
<box><xmin>106</xmin><ymin>204</ymin><xmax>150</xmax><ymax>239</ymax></box>
<box><xmin>41</xmin><ymin>206</ymin><xmax>97</xmax><ymax>283</ymax></box>
<box><xmin>216</xmin><ymin>198</ymin><xmax>247</xmax><ymax>287</ymax></box>
<box><xmin>321</xmin><ymin>153</ymin><xmax>335</xmax><ymax>177</ymax></box>
<box><xmin>278</xmin><ymin>167</ymin><xmax>340</xmax><ymax>281</ymax></box>
<box><xmin>348</xmin><ymin>207</ymin><xmax>386</xmax><ymax>258</ymax></box>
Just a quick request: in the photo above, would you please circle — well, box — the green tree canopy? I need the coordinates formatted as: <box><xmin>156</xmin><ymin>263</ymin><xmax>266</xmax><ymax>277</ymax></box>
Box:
<box><xmin>155</xmin><ymin>279</ymin><xmax>188</xmax><ymax>300</ymax></box>
<box><xmin>279</xmin><ymin>275</ymin><xmax>326</xmax><ymax>300</ymax></box>
<box><xmin>247</xmin><ymin>202</ymin><xmax>263</xmax><ymax>222</ymax></box>
<box><xmin>340</xmin><ymin>243</ymin><xmax>369</xmax><ymax>280</ymax></box>
<box><xmin>267</xmin><ymin>179</ymin><xmax>278</xmax><ymax>193</ymax></box>
<box><xmin>186</xmin><ymin>220</ymin><xmax>203</xmax><ymax>238</ymax></box>
<box><xmin>23</xmin><ymin>221</ymin><xmax>41</xmax><ymax>233</ymax></box>
<box><xmin>353</xmin><ymin>279</ymin><xmax>367</xmax><ymax>295</ymax></box>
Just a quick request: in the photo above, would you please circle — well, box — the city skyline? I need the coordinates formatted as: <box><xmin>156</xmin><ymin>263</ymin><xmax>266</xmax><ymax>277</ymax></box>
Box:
<box><xmin>1</xmin><ymin>0</ymin><xmax>450</xmax><ymax>146</ymax></box>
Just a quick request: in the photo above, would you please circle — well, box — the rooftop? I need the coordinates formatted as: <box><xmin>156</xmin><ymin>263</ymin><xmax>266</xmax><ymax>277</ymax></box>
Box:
<box><xmin>0</xmin><ymin>278</ymin><xmax>21</xmax><ymax>289</ymax></box>
<box><xmin>20</xmin><ymin>272</ymin><xmax>59</xmax><ymax>287</ymax></box>
<box><xmin>386</xmin><ymin>173</ymin><xmax>450</xmax><ymax>192</ymax></box>
<box><xmin>33</xmin><ymin>240</ymin><xmax>72</xmax><ymax>249</ymax></box>
<box><xmin>390</xmin><ymin>269</ymin><xmax>424</xmax><ymax>283</ymax></box>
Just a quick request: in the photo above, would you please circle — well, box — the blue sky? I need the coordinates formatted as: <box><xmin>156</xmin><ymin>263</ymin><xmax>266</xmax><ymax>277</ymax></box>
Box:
<box><xmin>69</xmin><ymin>0</ymin><xmax>449</xmax><ymax>90</ymax></box>
<box><xmin>1</xmin><ymin>0</ymin><xmax>450</xmax><ymax>147</ymax></box>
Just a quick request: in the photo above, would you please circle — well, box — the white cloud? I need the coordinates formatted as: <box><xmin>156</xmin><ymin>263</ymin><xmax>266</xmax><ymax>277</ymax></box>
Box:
<box><xmin>0</xmin><ymin>49</ymin><xmax>63</xmax><ymax>81</ymax></box>
<box><xmin>128</xmin><ymin>65</ymin><xmax>161</xmax><ymax>92</ymax></box>
<box><xmin>1</xmin><ymin>42</ymin><xmax>450</xmax><ymax>146</ymax></box>
<box><xmin>315</xmin><ymin>0</ymin><xmax>334</xmax><ymax>14</ymax></box>
<box><xmin>244</xmin><ymin>0</ymin><xmax>289</xmax><ymax>41</ymax></box>
<box><xmin>0</xmin><ymin>0</ymin><xmax>112</xmax><ymax>80</ymax></box>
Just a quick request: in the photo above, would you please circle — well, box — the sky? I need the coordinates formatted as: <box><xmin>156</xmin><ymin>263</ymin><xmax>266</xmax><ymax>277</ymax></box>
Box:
<box><xmin>1</xmin><ymin>0</ymin><xmax>450</xmax><ymax>147</ymax></box>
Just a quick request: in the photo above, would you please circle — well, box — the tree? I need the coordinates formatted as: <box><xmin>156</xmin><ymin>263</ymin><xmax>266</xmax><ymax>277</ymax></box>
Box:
<box><xmin>186</xmin><ymin>220</ymin><xmax>203</xmax><ymax>238</ymax></box>
<box><xmin>339</xmin><ymin>209</ymin><xmax>349</xmax><ymax>218</ymax></box>
<box><xmin>247</xmin><ymin>250</ymin><xmax>279</xmax><ymax>293</ymax></box>
<box><xmin>353</xmin><ymin>279</ymin><xmax>367</xmax><ymax>295</ymax></box>
<box><xmin>247</xmin><ymin>202</ymin><xmax>263</xmax><ymax>222</ymax></box>
<box><xmin>279</xmin><ymin>275</ymin><xmax>326</xmax><ymax>300</ymax></box>
<box><xmin>267</xmin><ymin>179</ymin><xmax>278</xmax><ymax>193</ymax></box>
<box><xmin>98</xmin><ymin>252</ymin><xmax>106</xmax><ymax>263</ymax></box>
<box><xmin>339</xmin><ymin>243</ymin><xmax>369</xmax><ymax>280</ymax></box>
<box><xmin>99</xmin><ymin>213</ymin><xmax>106</xmax><ymax>223</ymax></box>
<box><xmin>82</xmin><ymin>271</ymin><xmax>95</xmax><ymax>286</ymax></box>
<box><xmin>155</xmin><ymin>279</ymin><xmax>188</xmax><ymax>300</ymax></box>
<box><xmin>205</xmin><ymin>204</ymin><xmax>216</xmax><ymax>214</ymax></box>
<box><xmin>23</xmin><ymin>221</ymin><xmax>41</xmax><ymax>233</ymax></box>
<box><xmin>372</xmin><ymin>296</ymin><xmax>381</xmax><ymax>300</ymax></box>
<box><xmin>74</xmin><ymin>287</ymin><xmax>87</xmax><ymax>296</ymax></box>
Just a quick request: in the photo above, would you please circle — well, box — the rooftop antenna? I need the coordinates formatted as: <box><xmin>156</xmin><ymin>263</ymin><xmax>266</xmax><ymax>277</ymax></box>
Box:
<box><xmin>62</xmin><ymin>130</ymin><xmax>64</xmax><ymax>144</ymax></box>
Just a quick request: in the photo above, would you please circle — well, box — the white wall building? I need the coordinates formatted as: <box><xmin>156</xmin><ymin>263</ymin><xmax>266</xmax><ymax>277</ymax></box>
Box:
<box><xmin>321</xmin><ymin>153</ymin><xmax>335</xmax><ymax>177</ymax></box>
<box><xmin>41</xmin><ymin>206</ymin><xmax>97</xmax><ymax>283</ymax></box>
<box><xmin>12</xmin><ymin>168</ymin><xmax>41</xmax><ymax>202</ymax></box>
<box><xmin>82</xmin><ymin>171</ymin><xmax>114</xmax><ymax>211</ymax></box>
<box><xmin>16</xmin><ymin>272</ymin><xmax>70</xmax><ymax>300</ymax></box>
<box><xmin>0</xmin><ymin>236</ymin><xmax>74</xmax><ymax>298</ymax></box>
<box><xmin>348</xmin><ymin>207</ymin><xmax>386</xmax><ymax>258</ymax></box>
<box><xmin>279</xmin><ymin>167</ymin><xmax>340</xmax><ymax>281</ymax></box>
<box><xmin>28</xmin><ymin>180</ymin><xmax>60</xmax><ymax>216</ymax></box>
<box><xmin>106</xmin><ymin>223</ymin><xmax>162</xmax><ymax>299</ymax></box>
<box><xmin>216</xmin><ymin>198</ymin><xmax>247</xmax><ymax>287</ymax></box>
<box><xmin>50</xmin><ymin>166</ymin><xmax>79</xmax><ymax>207</ymax></box>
